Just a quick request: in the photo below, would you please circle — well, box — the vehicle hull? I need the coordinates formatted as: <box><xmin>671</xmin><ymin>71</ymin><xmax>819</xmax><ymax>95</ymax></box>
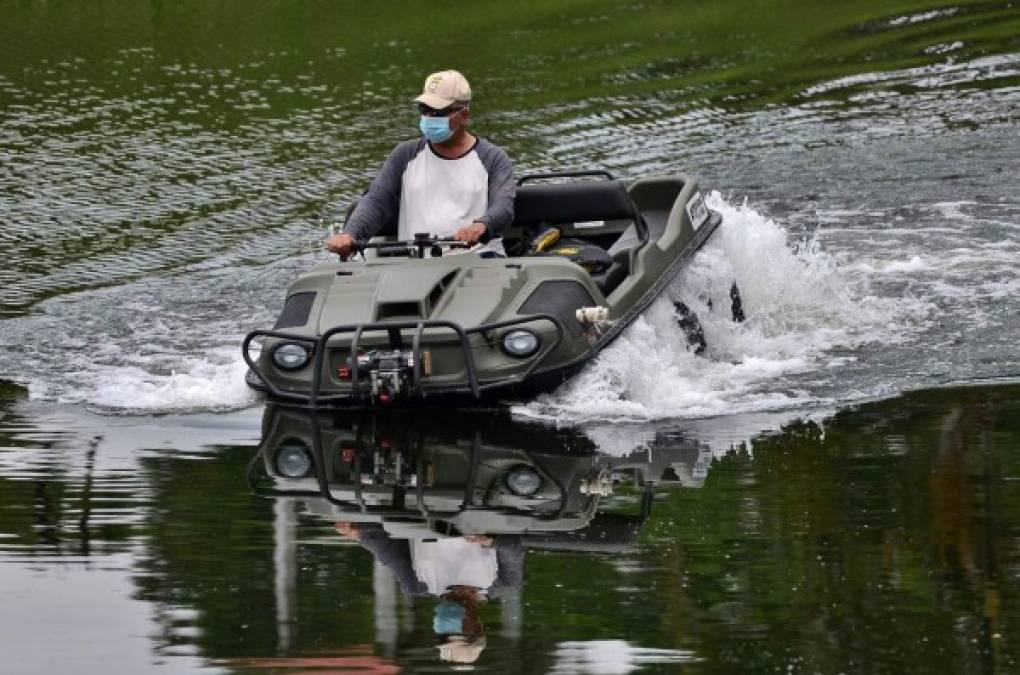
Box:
<box><xmin>244</xmin><ymin>174</ymin><xmax>721</xmax><ymax>407</ymax></box>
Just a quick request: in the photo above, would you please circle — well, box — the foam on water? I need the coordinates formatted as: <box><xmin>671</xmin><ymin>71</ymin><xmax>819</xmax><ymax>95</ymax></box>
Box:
<box><xmin>516</xmin><ymin>193</ymin><xmax>919</xmax><ymax>424</ymax></box>
<box><xmin>551</xmin><ymin>640</ymin><xmax>700</xmax><ymax>673</ymax></box>
<box><xmin>0</xmin><ymin>261</ymin><xmax>281</xmax><ymax>415</ymax></box>
<box><xmin>22</xmin><ymin>344</ymin><xmax>257</xmax><ymax>415</ymax></box>
<box><xmin>581</xmin><ymin>424</ymin><xmax>658</xmax><ymax>457</ymax></box>
<box><xmin>85</xmin><ymin>348</ymin><xmax>256</xmax><ymax>413</ymax></box>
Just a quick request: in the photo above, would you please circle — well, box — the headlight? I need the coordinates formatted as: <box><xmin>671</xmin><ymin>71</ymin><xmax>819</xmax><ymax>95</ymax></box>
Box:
<box><xmin>272</xmin><ymin>342</ymin><xmax>310</xmax><ymax>370</ymax></box>
<box><xmin>501</xmin><ymin>329</ymin><xmax>540</xmax><ymax>358</ymax></box>
<box><xmin>505</xmin><ymin>466</ymin><xmax>542</xmax><ymax>496</ymax></box>
<box><xmin>275</xmin><ymin>444</ymin><xmax>312</xmax><ymax>477</ymax></box>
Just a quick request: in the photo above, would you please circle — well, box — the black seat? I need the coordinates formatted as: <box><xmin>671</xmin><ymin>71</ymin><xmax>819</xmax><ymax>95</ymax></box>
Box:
<box><xmin>511</xmin><ymin>180</ymin><xmax>642</xmax><ymax>229</ymax></box>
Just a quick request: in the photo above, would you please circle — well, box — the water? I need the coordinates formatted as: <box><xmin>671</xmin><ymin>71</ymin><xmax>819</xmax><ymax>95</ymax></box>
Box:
<box><xmin>3</xmin><ymin>384</ymin><xmax>1020</xmax><ymax>673</ymax></box>
<box><xmin>2</xmin><ymin>0</ymin><xmax>1020</xmax><ymax>671</ymax></box>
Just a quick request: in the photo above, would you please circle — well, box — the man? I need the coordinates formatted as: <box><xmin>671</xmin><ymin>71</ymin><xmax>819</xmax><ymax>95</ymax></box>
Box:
<box><xmin>325</xmin><ymin>69</ymin><xmax>515</xmax><ymax>258</ymax></box>
<box><xmin>335</xmin><ymin>521</ymin><xmax>524</xmax><ymax>665</ymax></box>
<box><xmin>333</xmin><ymin>522</ymin><xmax>524</xmax><ymax>599</ymax></box>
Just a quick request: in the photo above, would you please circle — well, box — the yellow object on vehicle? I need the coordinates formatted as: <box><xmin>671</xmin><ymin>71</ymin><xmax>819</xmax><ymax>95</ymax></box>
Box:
<box><xmin>531</xmin><ymin>227</ymin><xmax>562</xmax><ymax>253</ymax></box>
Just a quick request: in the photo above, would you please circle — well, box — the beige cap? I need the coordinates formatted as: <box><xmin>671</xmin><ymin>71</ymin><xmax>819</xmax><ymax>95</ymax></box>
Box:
<box><xmin>436</xmin><ymin>636</ymin><xmax>486</xmax><ymax>664</ymax></box>
<box><xmin>414</xmin><ymin>70</ymin><xmax>472</xmax><ymax>109</ymax></box>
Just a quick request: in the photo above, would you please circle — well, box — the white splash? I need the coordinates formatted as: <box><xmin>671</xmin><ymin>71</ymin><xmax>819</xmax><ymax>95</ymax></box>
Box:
<box><xmin>0</xmin><ymin>259</ymin><xmax>280</xmax><ymax>415</ymax></box>
<box><xmin>582</xmin><ymin>423</ymin><xmax>657</xmax><ymax>457</ymax></box>
<box><xmin>516</xmin><ymin>193</ymin><xmax>917</xmax><ymax>424</ymax></box>
<box><xmin>86</xmin><ymin>347</ymin><xmax>257</xmax><ymax>413</ymax></box>
<box><xmin>852</xmin><ymin>255</ymin><xmax>929</xmax><ymax>275</ymax></box>
<box><xmin>551</xmin><ymin>640</ymin><xmax>699</xmax><ymax>673</ymax></box>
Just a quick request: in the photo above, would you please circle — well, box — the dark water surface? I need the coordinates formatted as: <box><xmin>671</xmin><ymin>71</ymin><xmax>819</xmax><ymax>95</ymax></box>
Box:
<box><xmin>2</xmin><ymin>0</ymin><xmax>1020</xmax><ymax>672</ymax></box>
<box><xmin>3</xmin><ymin>383</ymin><xmax>1020</xmax><ymax>673</ymax></box>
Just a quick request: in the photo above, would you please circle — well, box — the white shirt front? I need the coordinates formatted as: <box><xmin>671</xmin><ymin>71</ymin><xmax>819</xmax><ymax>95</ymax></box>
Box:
<box><xmin>398</xmin><ymin>145</ymin><xmax>505</xmax><ymax>256</ymax></box>
<box><xmin>410</xmin><ymin>538</ymin><xmax>498</xmax><ymax>595</ymax></box>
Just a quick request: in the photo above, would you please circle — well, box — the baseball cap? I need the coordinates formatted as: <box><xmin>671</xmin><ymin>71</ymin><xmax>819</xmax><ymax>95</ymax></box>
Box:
<box><xmin>437</xmin><ymin>636</ymin><xmax>487</xmax><ymax>664</ymax></box>
<box><xmin>414</xmin><ymin>70</ymin><xmax>472</xmax><ymax>109</ymax></box>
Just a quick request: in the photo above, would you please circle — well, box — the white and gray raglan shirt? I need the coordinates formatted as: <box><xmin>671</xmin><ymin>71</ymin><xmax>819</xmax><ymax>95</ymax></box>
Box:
<box><xmin>344</xmin><ymin>137</ymin><xmax>515</xmax><ymax>256</ymax></box>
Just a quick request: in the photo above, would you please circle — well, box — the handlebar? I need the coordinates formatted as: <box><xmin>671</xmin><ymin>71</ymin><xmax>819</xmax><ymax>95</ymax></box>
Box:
<box><xmin>353</xmin><ymin>238</ymin><xmax>470</xmax><ymax>251</ymax></box>
<box><xmin>331</xmin><ymin>234</ymin><xmax>472</xmax><ymax>260</ymax></box>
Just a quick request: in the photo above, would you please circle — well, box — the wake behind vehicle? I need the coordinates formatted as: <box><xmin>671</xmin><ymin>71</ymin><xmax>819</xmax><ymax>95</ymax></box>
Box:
<box><xmin>244</xmin><ymin>170</ymin><xmax>722</xmax><ymax>406</ymax></box>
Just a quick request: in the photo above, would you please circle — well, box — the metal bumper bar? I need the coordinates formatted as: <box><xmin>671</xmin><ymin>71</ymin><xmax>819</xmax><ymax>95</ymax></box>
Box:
<box><xmin>242</xmin><ymin>314</ymin><xmax>565</xmax><ymax>406</ymax></box>
<box><xmin>246</xmin><ymin>426</ymin><xmax>590</xmax><ymax>523</ymax></box>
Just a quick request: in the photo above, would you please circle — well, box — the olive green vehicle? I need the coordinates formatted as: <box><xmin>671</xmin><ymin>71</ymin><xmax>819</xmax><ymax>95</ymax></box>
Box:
<box><xmin>250</xmin><ymin>405</ymin><xmax>710</xmax><ymax>546</ymax></box>
<box><xmin>243</xmin><ymin>171</ymin><xmax>722</xmax><ymax>406</ymax></box>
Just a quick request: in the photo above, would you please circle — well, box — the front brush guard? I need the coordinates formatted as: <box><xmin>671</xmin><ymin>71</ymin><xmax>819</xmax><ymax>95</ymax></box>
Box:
<box><xmin>243</xmin><ymin>314</ymin><xmax>565</xmax><ymax>406</ymax></box>
<box><xmin>246</xmin><ymin>418</ymin><xmax>589</xmax><ymax>523</ymax></box>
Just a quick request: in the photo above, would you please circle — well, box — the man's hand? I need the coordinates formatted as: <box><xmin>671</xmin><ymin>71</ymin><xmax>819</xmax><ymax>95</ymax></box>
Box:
<box><xmin>454</xmin><ymin>221</ymin><xmax>487</xmax><ymax>245</ymax></box>
<box><xmin>324</xmin><ymin>233</ymin><xmax>356</xmax><ymax>257</ymax></box>
<box><xmin>334</xmin><ymin>521</ymin><xmax>361</xmax><ymax>540</ymax></box>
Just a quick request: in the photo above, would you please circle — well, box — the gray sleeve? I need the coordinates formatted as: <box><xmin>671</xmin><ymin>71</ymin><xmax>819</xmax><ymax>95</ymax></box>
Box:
<box><xmin>475</xmin><ymin>140</ymin><xmax>516</xmax><ymax>238</ymax></box>
<box><xmin>343</xmin><ymin>140</ymin><xmax>424</xmax><ymax>241</ymax></box>
<box><xmin>487</xmin><ymin>535</ymin><xmax>525</xmax><ymax>597</ymax></box>
<box><xmin>357</xmin><ymin>528</ymin><xmax>428</xmax><ymax>597</ymax></box>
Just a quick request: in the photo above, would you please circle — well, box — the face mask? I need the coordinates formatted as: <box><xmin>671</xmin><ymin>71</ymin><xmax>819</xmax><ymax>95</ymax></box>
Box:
<box><xmin>433</xmin><ymin>601</ymin><xmax>466</xmax><ymax>634</ymax></box>
<box><xmin>420</xmin><ymin>115</ymin><xmax>454</xmax><ymax>143</ymax></box>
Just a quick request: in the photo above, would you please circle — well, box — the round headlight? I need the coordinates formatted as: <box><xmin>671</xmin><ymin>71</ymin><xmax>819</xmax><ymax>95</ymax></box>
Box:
<box><xmin>272</xmin><ymin>342</ymin><xmax>310</xmax><ymax>370</ymax></box>
<box><xmin>501</xmin><ymin>329</ymin><xmax>540</xmax><ymax>358</ymax></box>
<box><xmin>276</xmin><ymin>444</ymin><xmax>312</xmax><ymax>478</ymax></box>
<box><xmin>505</xmin><ymin>466</ymin><xmax>542</xmax><ymax>496</ymax></box>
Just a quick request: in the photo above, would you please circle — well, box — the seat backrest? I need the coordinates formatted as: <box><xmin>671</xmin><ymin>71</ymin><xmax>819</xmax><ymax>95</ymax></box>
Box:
<box><xmin>345</xmin><ymin>179</ymin><xmax>643</xmax><ymax>241</ymax></box>
<box><xmin>511</xmin><ymin>180</ymin><xmax>639</xmax><ymax>229</ymax></box>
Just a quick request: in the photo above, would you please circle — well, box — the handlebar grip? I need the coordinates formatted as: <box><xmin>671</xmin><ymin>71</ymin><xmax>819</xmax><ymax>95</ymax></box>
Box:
<box><xmin>352</xmin><ymin>239</ymin><xmax>471</xmax><ymax>250</ymax></box>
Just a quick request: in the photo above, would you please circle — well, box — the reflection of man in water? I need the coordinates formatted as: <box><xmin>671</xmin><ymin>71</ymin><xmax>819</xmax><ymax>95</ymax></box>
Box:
<box><xmin>335</xmin><ymin>522</ymin><xmax>524</xmax><ymax>664</ymax></box>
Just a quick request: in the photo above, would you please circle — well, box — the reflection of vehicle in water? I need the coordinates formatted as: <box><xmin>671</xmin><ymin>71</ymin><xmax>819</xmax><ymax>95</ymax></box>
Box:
<box><xmin>250</xmin><ymin>404</ymin><xmax>712</xmax><ymax>549</ymax></box>
<box><xmin>250</xmin><ymin>404</ymin><xmax>713</xmax><ymax>664</ymax></box>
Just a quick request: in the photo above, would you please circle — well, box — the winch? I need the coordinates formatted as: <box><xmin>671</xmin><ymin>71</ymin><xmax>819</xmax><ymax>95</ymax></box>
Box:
<box><xmin>338</xmin><ymin>349</ymin><xmax>428</xmax><ymax>403</ymax></box>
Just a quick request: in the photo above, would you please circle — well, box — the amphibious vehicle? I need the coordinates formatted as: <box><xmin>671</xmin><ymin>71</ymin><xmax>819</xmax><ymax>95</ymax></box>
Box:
<box><xmin>243</xmin><ymin>170</ymin><xmax>722</xmax><ymax>406</ymax></box>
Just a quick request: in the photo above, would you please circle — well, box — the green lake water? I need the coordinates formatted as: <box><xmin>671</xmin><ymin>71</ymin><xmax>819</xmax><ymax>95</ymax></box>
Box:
<box><xmin>3</xmin><ymin>383</ymin><xmax>1020</xmax><ymax>672</ymax></box>
<box><xmin>2</xmin><ymin>1</ymin><xmax>1020</xmax><ymax>672</ymax></box>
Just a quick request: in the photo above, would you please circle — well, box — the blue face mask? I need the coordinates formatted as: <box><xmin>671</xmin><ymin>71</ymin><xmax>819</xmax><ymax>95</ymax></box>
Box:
<box><xmin>433</xmin><ymin>601</ymin><xmax>466</xmax><ymax>634</ymax></box>
<box><xmin>420</xmin><ymin>115</ymin><xmax>454</xmax><ymax>143</ymax></box>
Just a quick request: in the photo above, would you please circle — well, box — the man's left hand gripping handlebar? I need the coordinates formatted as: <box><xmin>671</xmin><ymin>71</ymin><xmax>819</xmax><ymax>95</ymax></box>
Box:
<box><xmin>454</xmin><ymin>221</ymin><xmax>487</xmax><ymax>245</ymax></box>
<box><xmin>325</xmin><ymin>233</ymin><xmax>356</xmax><ymax>257</ymax></box>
